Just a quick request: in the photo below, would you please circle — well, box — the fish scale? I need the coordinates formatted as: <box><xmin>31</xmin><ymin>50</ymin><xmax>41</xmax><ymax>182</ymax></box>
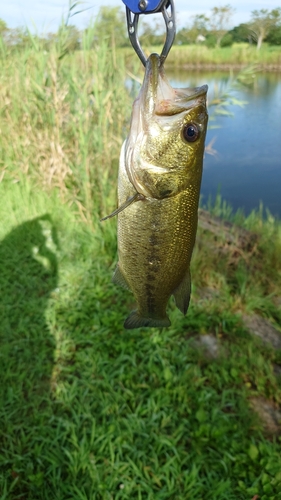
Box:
<box><xmin>117</xmin><ymin>188</ymin><xmax>198</xmax><ymax>326</ymax></box>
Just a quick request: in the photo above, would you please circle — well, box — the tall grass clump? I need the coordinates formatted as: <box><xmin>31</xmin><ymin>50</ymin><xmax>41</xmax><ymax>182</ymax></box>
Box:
<box><xmin>192</xmin><ymin>196</ymin><xmax>281</xmax><ymax>324</ymax></box>
<box><xmin>132</xmin><ymin>43</ymin><xmax>281</xmax><ymax>68</ymax></box>
<box><xmin>0</xmin><ymin>25</ymin><xmax>135</xmax><ymax>223</ymax></box>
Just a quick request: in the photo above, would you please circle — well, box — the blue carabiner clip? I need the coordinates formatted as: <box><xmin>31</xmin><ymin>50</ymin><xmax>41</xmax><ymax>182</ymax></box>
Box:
<box><xmin>122</xmin><ymin>0</ymin><xmax>167</xmax><ymax>14</ymax></box>
<box><xmin>123</xmin><ymin>0</ymin><xmax>176</xmax><ymax>66</ymax></box>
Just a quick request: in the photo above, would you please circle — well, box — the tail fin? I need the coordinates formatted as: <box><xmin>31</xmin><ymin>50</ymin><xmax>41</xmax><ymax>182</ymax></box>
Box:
<box><xmin>124</xmin><ymin>311</ymin><xmax>171</xmax><ymax>330</ymax></box>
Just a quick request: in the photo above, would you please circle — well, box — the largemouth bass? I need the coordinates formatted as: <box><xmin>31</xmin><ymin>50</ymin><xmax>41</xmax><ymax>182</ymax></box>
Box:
<box><xmin>112</xmin><ymin>53</ymin><xmax>208</xmax><ymax>329</ymax></box>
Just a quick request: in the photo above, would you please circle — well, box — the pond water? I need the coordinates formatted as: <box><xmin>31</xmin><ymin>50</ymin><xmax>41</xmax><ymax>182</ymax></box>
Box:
<box><xmin>167</xmin><ymin>69</ymin><xmax>281</xmax><ymax>218</ymax></box>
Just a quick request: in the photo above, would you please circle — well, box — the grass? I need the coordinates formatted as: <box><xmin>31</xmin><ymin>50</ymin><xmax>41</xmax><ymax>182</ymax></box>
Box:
<box><xmin>1</xmin><ymin>177</ymin><xmax>281</xmax><ymax>500</ymax></box>
<box><xmin>123</xmin><ymin>43</ymin><xmax>281</xmax><ymax>69</ymax></box>
<box><xmin>0</xmin><ymin>31</ymin><xmax>281</xmax><ymax>500</ymax></box>
<box><xmin>0</xmin><ymin>38</ymin><xmax>134</xmax><ymax>223</ymax></box>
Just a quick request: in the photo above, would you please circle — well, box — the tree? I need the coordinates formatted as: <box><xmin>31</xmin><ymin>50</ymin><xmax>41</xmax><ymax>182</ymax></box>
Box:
<box><xmin>139</xmin><ymin>19</ymin><xmax>165</xmax><ymax>46</ymax></box>
<box><xmin>62</xmin><ymin>25</ymin><xmax>80</xmax><ymax>52</ymax></box>
<box><xmin>208</xmin><ymin>4</ymin><xmax>235</xmax><ymax>47</ymax></box>
<box><xmin>189</xmin><ymin>14</ymin><xmax>209</xmax><ymax>43</ymax></box>
<box><xmin>0</xmin><ymin>18</ymin><xmax>7</xmax><ymax>36</ymax></box>
<box><xmin>94</xmin><ymin>6</ymin><xmax>127</xmax><ymax>47</ymax></box>
<box><xmin>175</xmin><ymin>27</ymin><xmax>190</xmax><ymax>45</ymax></box>
<box><xmin>0</xmin><ymin>18</ymin><xmax>8</xmax><ymax>51</ymax></box>
<box><xmin>176</xmin><ymin>14</ymin><xmax>209</xmax><ymax>45</ymax></box>
<box><xmin>229</xmin><ymin>23</ymin><xmax>252</xmax><ymax>44</ymax></box>
<box><xmin>220</xmin><ymin>32</ymin><xmax>233</xmax><ymax>47</ymax></box>
<box><xmin>266</xmin><ymin>24</ymin><xmax>281</xmax><ymax>45</ymax></box>
<box><xmin>249</xmin><ymin>8</ymin><xmax>281</xmax><ymax>50</ymax></box>
<box><xmin>2</xmin><ymin>27</ymin><xmax>30</xmax><ymax>48</ymax></box>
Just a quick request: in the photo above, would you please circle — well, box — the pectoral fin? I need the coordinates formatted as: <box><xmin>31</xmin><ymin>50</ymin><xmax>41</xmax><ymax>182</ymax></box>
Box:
<box><xmin>100</xmin><ymin>193</ymin><xmax>145</xmax><ymax>222</ymax></box>
<box><xmin>173</xmin><ymin>268</ymin><xmax>191</xmax><ymax>315</ymax></box>
<box><xmin>112</xmin><ymin>264</ymin><xmax>131</xmax><ymax>291</ymax></box>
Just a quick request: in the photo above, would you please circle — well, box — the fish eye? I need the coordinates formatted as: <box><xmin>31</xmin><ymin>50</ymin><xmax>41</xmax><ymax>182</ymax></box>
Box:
<box><xmin>182</xmin><ymin>123</ymin><xmax>200</xmax><ymax>143</ymax></box>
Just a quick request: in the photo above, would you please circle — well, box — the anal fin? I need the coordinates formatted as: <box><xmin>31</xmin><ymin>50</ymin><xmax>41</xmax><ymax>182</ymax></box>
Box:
<box><xmin>172</xmin><ymin>268</ymin><xmax>191</xmax><ymax>315</ymax></box>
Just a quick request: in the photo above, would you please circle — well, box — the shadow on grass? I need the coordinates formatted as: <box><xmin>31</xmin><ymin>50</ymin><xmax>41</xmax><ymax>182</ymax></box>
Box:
<box><xmin>0</xmin><ymin>215</ymin><xmax>58</xmax><ymax>494</ymax></box>
<box><xmin>1</xmin><ymin>213</ymin><xmax>281</xmax><ymax>498</ymax></box>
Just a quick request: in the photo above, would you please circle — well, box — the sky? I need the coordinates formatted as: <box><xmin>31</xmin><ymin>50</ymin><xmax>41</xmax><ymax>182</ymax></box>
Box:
<box><xmin>1</xmin><ymin>0</ymin><xmax>280</xmax><ymax>33</ymax></box>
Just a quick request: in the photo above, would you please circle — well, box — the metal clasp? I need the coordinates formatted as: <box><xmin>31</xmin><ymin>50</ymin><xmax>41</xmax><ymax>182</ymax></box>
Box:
<box><xmin>122</xmin><ymin>0</ymin><xmax>170</xmax><ymax>14</ymax></box>
<box><xmin>124</xmin><ymin>0</ymin><xmax>176</xmax><ymax>66</ymax></box>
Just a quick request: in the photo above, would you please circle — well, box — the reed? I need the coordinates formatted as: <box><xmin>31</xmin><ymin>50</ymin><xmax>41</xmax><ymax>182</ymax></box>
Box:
<box><xmin>0</xmin><ymin>34</ymin><xmax>137</xmax><ymax>223</ymax></box>
<box><xmin>122</xmin><ymin>43</ymin><xmax>281</xmax><ymax>68</ymax></box>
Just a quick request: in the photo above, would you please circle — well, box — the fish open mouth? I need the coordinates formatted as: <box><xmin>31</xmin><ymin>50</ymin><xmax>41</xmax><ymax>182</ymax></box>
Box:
<box><xmin>141</xmin><ymin>53</ymin><xmax>208</xmax><ymax>117</ymax></box>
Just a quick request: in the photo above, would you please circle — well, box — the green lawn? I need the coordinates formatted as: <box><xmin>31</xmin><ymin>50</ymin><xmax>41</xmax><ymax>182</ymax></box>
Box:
<box><xmin>1</xmin><ymin>180</ymin><xmax>281</xmax><ymax>500</ymax></box>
